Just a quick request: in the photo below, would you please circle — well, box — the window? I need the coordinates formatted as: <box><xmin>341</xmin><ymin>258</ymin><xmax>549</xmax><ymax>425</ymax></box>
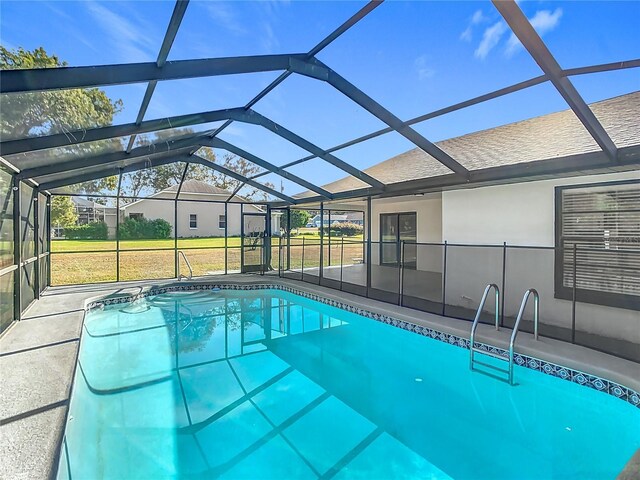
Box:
<box><xmin>189</xmin><ymin>214</ymin><xmax>197</xmax><ymax>229</ymax></box>
<box><xmin>555</xmin><ymin>180</ymin><xmax>639</xmax><ymax>310</ymax></box>
<box><xmin>129</xmin><ymin>213</ymin><xmax>143</xmax><ymax>220</ymax></box>
<box><xmin>219</xmin><ymin>214</ymin><xmax>226</xmax><ymax>229</ymax></box>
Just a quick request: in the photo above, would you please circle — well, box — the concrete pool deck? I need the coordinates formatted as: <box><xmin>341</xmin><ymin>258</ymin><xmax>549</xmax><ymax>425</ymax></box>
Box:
<box><xmin>1</xmin><ymin>274</ymin><xmax>639</xmax><ymax>479</ymax></box>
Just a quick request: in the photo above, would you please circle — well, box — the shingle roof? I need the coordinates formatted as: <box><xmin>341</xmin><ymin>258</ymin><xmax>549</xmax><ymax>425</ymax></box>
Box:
<box><xmin>164</xmin><ymin>179</ymin><xmax>231</xmax><ymax>195</ymax></box>
<box><xmin>314</xmin><ymin>91</ymin><xmax>640</xmax><ymax>194</ymax></box>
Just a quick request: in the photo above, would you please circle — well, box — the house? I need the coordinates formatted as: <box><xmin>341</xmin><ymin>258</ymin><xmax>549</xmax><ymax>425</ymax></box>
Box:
<box><xmin>56</xmin><ymin>197</ymin><xmax>117</xmax><ymax>238</ymax></box>
<box><xmin>309</xmin><ymin>213</ymin><xmax>347</xmax><ymax>227</ymax></box>
<box><xmin>121</xmin><ymin>180</ymin><xmax>281</xmax><ymax>238</ymax></box>
<box><xmin>317</xmin><ymin>92</ymin><xmax>638</xmax><ymax>248</ymax></box>
<box><xmin>345</xmin><ymin>212</ymin><xmax>364</xmax><ymax>225</ymax></box>
<box><xmin>304</xmin><ymin>91</ymin><xmax>639</xmax><ymax>346</ymax></box>
<box><xmin>308</xmin><ymin>212</ymin><xmax>364</xmax><ymax>227</ymax></box>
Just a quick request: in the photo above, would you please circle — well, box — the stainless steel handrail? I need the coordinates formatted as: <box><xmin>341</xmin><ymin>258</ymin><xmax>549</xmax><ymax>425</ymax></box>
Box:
<box><xmin>179</xmin><ymin>303</ymin><xmax>194</xmax><ymax>331</ymax></box>
<box><xmin>469</xmin><ymin>283</ymin><xmax>500</xmax><ymax>369</ymax></box>
<box><xmin>177</xmin><ymin>250</ymin><xmax>193</xmax><ymax>281</ymax></box>
<box><xmin>508</xmin><ymin>288</ymin><xmax>539</xmax><ymax>385</ymax></box>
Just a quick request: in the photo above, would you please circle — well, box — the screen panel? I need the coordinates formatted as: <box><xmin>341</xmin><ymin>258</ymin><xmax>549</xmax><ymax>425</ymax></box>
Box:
<box><xmin>316</xmin><ymin>1</ymin><xmax>543</xmax><ymax>120</ymax></box>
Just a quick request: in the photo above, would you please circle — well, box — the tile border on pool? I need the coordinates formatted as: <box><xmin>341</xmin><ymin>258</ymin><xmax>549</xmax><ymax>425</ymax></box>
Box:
<box><xmin>85</xmin><ymin>282</ymin><xmax>640</xmax><ymax>409</ymax></box>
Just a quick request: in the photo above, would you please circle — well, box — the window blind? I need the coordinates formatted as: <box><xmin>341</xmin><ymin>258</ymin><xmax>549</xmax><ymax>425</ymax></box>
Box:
<box><xmin>559</xmin><ymin>182</ymin><xmax>640</xmax><ymax>300</ymax></box>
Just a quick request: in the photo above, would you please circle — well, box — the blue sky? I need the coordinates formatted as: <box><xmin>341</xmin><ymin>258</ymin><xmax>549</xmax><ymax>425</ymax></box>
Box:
<box><xmin>1</xmin><ymin>0</ymin><xmax>638</xmax><ymax>196</ymax></box>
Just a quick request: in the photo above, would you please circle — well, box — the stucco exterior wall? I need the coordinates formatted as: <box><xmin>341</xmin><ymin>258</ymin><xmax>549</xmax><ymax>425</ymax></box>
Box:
<box><xmin>441</xmin><ymin>171</ymin><xmax>639</xmax><ymax>246</ymax></box>
<box><xmin>439</xmin><ymin>171</ymin><xmax>639</xmax><ymax>343</ymax></box>
<box><xmin>370</xmin><ymin>194</ymin><xmax>443</xmax><ymax>271</ymax></box>
<box><xmin>122</xmin><ymin>192</ymin><xmax>263</xmax><ymax>237</ymax></box>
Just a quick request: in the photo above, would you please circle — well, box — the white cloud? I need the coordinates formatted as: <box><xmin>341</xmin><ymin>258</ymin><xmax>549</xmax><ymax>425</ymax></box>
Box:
<box><xmin>474</xmin><ymin>21</ymin><xmax>507</xmax><ymax>59</ymax></box>
<box><xmin>203</xmin><ymin>2</ymin><xmax>247</xmax><ymax>36</ymax></box>
<box><xmin>471</xmin><ymin>9</ymin><xmax>486</xmax><ymax>25</ymax></box>
<box><xmin>260</xmin><ymin>21</ymin><xmax>279</xmax><ymax>53</ymax></box>
<box><xmin>460</xmin><ymin>9</ymin><xmax>487</xmax><ymax>42</ymax></box>
<box><xmin>505</xmin><ymin>8</ymin><xmax>563</xmax><ymax>56</ymax></box>
<box><xmin>85</xmin><ymin>1</ymin><xmax>156</xmax><ymax>62</ymax></box>
<box><xmin>414</xmin><ymin>55</ymin><xmax>435</xmax><ymax>80</ymax></box>
<box><xmin>460</xmin><ymin>27</ymin><xmax>473</xmax><ymax>42</ymax></box>
<box><xmin>257</xmin><ymin>1</ymin><xmax>288</xmax><ymax>53</ymax></box>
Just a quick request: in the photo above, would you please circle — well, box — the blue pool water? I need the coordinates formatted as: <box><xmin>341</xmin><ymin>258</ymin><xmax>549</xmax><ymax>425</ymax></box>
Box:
<box><xmin>58</xmin><ymin>289</ymin><xmax>639</xmax><ymax>479</ymax></box>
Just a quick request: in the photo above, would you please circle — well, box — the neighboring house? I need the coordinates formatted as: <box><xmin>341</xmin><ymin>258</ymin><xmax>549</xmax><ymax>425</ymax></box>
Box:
<box><xmin>345</xmin><ymin>212</ymin><xmax>364</xmax><ymax>225</ymax></box>
<box><xmin>121</xmin><ymin>180</ymin><xmax>280</xmax><ymax>238</ymax></box>
<box><xmin>307</xmin><ymin>213</ymin><xmax>363</xmax><ymax>227</ymax></box>
<box><xmin>55</xmin><ymin>197</ymin><xmax>117</xmax><ymax>238</ymax></box>
<box><xmin>310</xmin><ymin>214</ymin><xmax>348</xmax><ymax>227</ymax></box>
<box><xmin>306</xmin><ymin>91</ymin><xmax>640</xmax><ymax>345</ymax></box>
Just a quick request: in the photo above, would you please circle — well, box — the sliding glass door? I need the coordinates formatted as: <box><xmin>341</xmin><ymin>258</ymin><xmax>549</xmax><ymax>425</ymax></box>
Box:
<box><xmin>380</xmin><ymin>212</ymin><xmax>416</xmax><ymax>268</ymax></box>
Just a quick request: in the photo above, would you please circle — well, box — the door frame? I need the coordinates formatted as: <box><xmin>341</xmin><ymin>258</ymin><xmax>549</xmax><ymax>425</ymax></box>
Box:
<box><xmin>241</xmin><ymin>211</ymin><xmax>267</xmax><ymax>273</ymax></box>
<box><xmin>379</xmin><ymin>211</ymin><xmax>417</xmax><ymax>268</ymax></box>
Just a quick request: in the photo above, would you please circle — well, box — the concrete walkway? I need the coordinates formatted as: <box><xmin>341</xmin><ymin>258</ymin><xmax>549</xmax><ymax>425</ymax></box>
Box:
<box><xmin>0</xmin><ymin>280</ymin><xmax>178</xmax><ymax>480</ymax></box>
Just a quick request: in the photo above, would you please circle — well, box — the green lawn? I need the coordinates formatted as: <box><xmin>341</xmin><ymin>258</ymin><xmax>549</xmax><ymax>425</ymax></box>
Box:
<box><xmin>51</xmin><ymin>234</ymin><xmax>363</xmax><ymax>252</ymax></box>
<box><xmin>52</xmin><ymin>236</ymin><xmax>239</xmax><ymax>252</ymax></box>
<box><xmin>50</xmin><ymin>235</ymin><xmax>364</xmax><ymax>285</ymax></box>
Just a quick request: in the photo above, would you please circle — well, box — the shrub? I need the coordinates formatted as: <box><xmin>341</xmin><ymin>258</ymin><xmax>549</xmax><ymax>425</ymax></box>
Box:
<box><xmin>322</xmin><ymin>222</ymin><xmax>363</xmax><ymax>237</ymax></box>
<box><xmin>119</xmin><ymin>217</ymin><xmax>172</xmax><ymax>240</ymax></box>
<box><xmin>64</xmin><ymin>221</ymin><xmax>108</xmax><ymax>240</ymax></box>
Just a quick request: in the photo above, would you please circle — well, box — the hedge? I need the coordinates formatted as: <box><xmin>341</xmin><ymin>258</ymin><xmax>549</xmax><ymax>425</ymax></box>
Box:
<box><xmin>321</xmin><ymin>222</ymin><xmax>363</xmax><ymax>237</ymax></box>
<box><xmin>64</xmin><ymin>221</ymin><xmax>108</xmax><ymax>240</ymax></box>
<box><xmin>119</xmin><ymin>217</ymin><xmax>172</xmax><ymax>240</ymax></box>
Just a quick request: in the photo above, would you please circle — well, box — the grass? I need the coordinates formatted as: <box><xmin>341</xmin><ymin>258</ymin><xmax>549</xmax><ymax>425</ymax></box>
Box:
<box><xmin>52</xmin><ymin>236</ymin><xmax>240</xmax><ymax>252</ymax></box>
<box><xmin>51</xmin><ymin>233</ymin><xmax>363</xmax><ymax>252</ymax></box>
<box><xmin>50</xmin><ymin>235</ymin><xmax>364</xmax><ymax>285</ymax></box>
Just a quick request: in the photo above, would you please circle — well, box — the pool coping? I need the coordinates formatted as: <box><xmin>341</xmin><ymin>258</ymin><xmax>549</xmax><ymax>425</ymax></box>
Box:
<box><xmin>85</xmin><ymin>279</ymin><xmax>640</xmax><ymax>410</ymax></box>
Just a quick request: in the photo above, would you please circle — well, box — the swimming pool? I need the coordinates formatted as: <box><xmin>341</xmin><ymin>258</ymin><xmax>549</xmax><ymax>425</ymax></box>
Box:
<box><xmin>58</xmin><ymin>286</ymin><xmax>640</xmax><ymax>479</ymax></box>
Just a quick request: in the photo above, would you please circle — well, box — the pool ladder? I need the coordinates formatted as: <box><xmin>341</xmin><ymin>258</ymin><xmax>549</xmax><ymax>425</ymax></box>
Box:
<box><xmin>469</xmin><ymin>284</ymin><xmax>539</xmax><ymax>385</ymax></box>
<box><xmin>178</xmin><ymin>250</ymin><xmax>193</xmax><ymax>281</ymax></box>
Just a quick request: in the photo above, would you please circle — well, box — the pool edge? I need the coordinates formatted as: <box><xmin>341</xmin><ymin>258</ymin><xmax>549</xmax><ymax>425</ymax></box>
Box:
<box><xmin>83</xmin><ymin>280</ymin><xmax>640</xmax><ymax>410</ymax></box>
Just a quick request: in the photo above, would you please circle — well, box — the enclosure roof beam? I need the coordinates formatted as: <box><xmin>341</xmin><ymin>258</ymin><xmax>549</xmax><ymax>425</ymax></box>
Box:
<box><xmin>248</xmin><ymin>58</ymin><xmax>639</xmax><ymax>181</ymax></box>
<box><xmin>275</xmin><ymin>145</ymin><xmax>640</xmax><ymax>208</ymax></box>
<box><xmin>126</xmin><ymin>0</ymin><xmax>191</xmax><ymax>153</ymax></box>
<box><xmin>203</xmin><ymin>137</ymin><xmax>334</xmax><ymax>200</ymax></box>
<box><xmin>225</xmin><ymin>181</ymin><xmax>246</xmax><ymax>203</ymax></box>
<box><xmin>206</xmin><ymin>0</ymin><xmax>384</xmax><ymax>143</ymax></box>
<box><xmin>1</xmin><ymin>107</ymin><xmax>246</xmax><ymax>156</ymax></box>
<box><xmin>3</xmin><ymin>57</ymin><xmax>634</xmax><ymax>157</ymax></box>
<box><xmin>562</xmin><ymin>58</ymin><xmax>640</xmax><ymax>77</ymax></box>
<box><xmin>0</xmin><ymin>53</ymin><xmax>307</xmax><ymax>94</ymax></box>
<box><xmin>16</xmin><ymin>130</ymin><xmax>208</xmax><ymax>180</ymax></box>
<box><xmin>189</xmin><ymin>153</ymin><xmax>296</xmax><ymax>204</ymax></box>
<box><xmin>228</xmin><ymin>109</ymin><xmax>385</xmax><ymax>189</ymax></box>
<box><xmin>36</xmin><ymin>148</ymin><xmax>194</xmax><ymax>191</ymax></box>
<box><xmin>175</xmin><ymin>161</ymin><xmax>190</xmax><ymax>200</ymax></box>
<box><xmin>289</xmin><ymin>57</ymin><xmax>471</xmax><ymax>178</ymax></box>
<box><xmin>492</xmin><ymin>0</ymin><xmax>618</xmax><ymax>162</ymax></box>
<box><xmin>35</xmin><ymin>148</ymin><xmax>297</xmax><ymax>204</ymax></box>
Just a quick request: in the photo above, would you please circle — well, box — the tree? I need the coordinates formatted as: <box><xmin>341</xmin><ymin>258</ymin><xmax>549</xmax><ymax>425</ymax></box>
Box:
<box><xmin>1</xmin><ymin>46</ymin><xmax>276</xmax><ymax>202</ymax></box>
<box><xmin>281</xmin><ymin>209</ymin><xmax>310</xmax><ymax>233</ymax></box>
<box><xmin>121</xmin><ymin>128</ymin><xmax>275</xmax><ymax>201</ymax></box>
<box><xmin>0</xmin><ymin>46</ymin><xmax>123</xmax><ymax>194</ymax></box>
<box><xmin>50</xmin><ymin>196</ymin><xmax>77</xmax><ymax>228</ymax></box>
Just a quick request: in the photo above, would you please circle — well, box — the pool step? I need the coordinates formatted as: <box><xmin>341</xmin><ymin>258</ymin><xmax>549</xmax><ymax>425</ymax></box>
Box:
<box><xmin>471</xmin><ymin>347</ymin><xmax>506</xmax><ymax>361</ymax></box>
<box><xmin>470</xmin><ymin>346</ymin><xmax>511</xmax><ymax>382</ymax></box>
<box><xmin>469</xmin><ymin>285</ymin><xmax>540</xmax><ymax>386</ymax></box>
